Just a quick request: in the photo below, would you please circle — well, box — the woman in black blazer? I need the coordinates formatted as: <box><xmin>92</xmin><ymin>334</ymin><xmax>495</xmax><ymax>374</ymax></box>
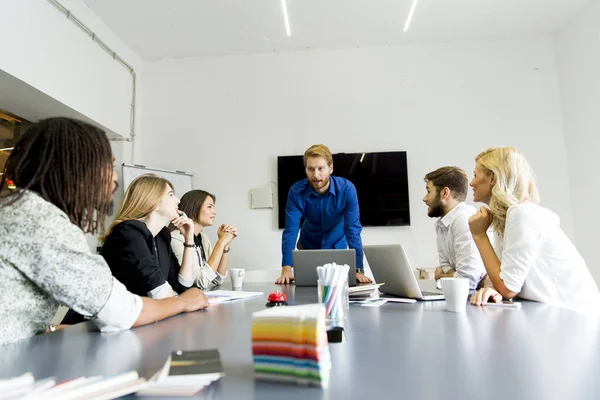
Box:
<box><xmin>100</xmin><ymin>173</ymin><xmax>197</xmax><ymax>298</ymax></box>
<box><xmin>63</xmin><ymin>173</ymin><xmax>198</xmax><ymax>324</ymax></box>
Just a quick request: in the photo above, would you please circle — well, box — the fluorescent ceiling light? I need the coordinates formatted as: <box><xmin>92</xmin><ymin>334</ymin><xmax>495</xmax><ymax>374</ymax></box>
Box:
<box><xmin>281</xmin><ymin>0</ymin><xmax>291</xmax><ymax>37</ymax></box>
<box><xmin>403</xmin><ymin>0</ymin><xmax>420</xmax><ymax>32</ymax></box>
<box><xmin>360</xmin><ymin>153</ymin><xmax>365</xmax><ymax>163</ymax></box>
<box><xmin>0</xmin><ymin>147</ymin><xmax>14</xmax><ymax>151</ymax></box>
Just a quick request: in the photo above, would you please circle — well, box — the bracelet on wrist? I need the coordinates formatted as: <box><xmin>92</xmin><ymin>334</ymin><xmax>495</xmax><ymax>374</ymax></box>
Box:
<box><xmin>183</xmin><ymin>243</ymin><xmax>195</xmax><ymax>248</ymax></box>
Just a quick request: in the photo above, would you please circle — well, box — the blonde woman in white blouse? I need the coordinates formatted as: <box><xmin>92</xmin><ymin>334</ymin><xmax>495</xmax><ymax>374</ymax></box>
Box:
<box><xmin>171</xmin><ymin>190</ymin><xmax>238</xmax><ymax>289</ymax></box>
<box><xmin>468</xmin><ymin>146</ymin><xmax>600</xmax><ymax>314</ymax></box>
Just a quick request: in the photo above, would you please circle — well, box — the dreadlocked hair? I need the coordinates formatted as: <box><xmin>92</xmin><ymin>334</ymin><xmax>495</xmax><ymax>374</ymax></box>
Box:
<box><xmin>0</xmin><ymin>117</ymin><xmax>113</xmax><ymax>234</ymax></box>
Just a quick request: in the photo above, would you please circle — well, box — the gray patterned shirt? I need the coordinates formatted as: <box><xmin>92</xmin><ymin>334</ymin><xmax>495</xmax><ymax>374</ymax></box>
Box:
<box><xmin>0</xmin><ymin>191</ymin><xmax>142</xmax><ymax>346</ymax></box>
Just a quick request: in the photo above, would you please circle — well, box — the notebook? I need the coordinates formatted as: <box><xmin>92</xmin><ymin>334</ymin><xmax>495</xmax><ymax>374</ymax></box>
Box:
<box><xmin>138</xmin><ymin>349</ymin><xmax>224</xmax><ymax>397</ymax></box>
<box><xmin>167</xmin><ymin>350</ymin><xmax>224</xmax><ymax>381</ymax></box>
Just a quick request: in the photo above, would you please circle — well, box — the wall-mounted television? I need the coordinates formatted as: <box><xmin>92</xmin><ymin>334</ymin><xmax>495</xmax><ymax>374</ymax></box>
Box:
<box><xmin>277</xmin><ymin>151</ymin><xmax>410</xmax><ymax>229</ymax></box>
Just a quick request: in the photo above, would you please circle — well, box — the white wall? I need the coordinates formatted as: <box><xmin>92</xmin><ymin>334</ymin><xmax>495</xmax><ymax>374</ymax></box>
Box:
<box><xmin>140</xmin><ymin>37</ymin><xmax>573</xmax><ymax>274</ymax></box>
<box><xmin>555</xmin><ymin>0</ymin><xmax>600</xmax><ymax>284</ymax></box>
<box><xmin>84</xmin><ymin>140</ymin><xmax>129</xmax><ymax>252</ymax></box>
<box><xmin>1</xmin><ymin>0</ymin><xmax>143</xmax><ymax>170</ymax></box>
<box><xmin>0</xmin><ymin>0</ymin><xmax>143</xmax><ymax>140</ymax></box>
<box><xmin>1</xmin><ymin>0</ymin><xmax>145</xmax><ymax>249</ymax></box>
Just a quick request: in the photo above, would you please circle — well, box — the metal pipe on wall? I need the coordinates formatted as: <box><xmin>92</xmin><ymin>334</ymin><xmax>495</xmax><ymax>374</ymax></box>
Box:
<box><xmin>46</xmin><ymin>0</ymin><xmax>137</xmax><ymax>163</ymax></box>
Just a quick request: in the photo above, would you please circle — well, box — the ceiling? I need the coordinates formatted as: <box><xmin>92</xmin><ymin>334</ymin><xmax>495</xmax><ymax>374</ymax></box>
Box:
<box><xmin>80</xmin><ymin>0</ymin><xmax>590</xmax><ymax>60</ymax></box>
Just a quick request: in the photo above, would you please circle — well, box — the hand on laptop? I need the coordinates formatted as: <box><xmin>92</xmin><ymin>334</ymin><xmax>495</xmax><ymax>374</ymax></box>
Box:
<box><xmin>275</xmin><ymin>266</ymin><xmax>295</xmax><ymax>284</ymax></box>
<box><xmin>356</xmin><ymin>272</ymin><xmax>372</xmax><ymax>284</ymax></box>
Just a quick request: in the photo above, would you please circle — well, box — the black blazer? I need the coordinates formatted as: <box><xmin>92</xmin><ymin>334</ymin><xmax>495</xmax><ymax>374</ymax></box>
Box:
<box><xmin>101</xmin><ymin>220</ymin><xmax>190</xmax><ymax>297</ymax></box>
<box><xmin>62</xmin><ymin>220</ymin><xmax>190</xmax><ymax>325</ymax></box>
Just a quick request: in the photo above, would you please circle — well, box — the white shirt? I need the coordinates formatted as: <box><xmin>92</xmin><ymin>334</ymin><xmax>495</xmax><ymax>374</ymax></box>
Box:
<box><xmin>493</xmin><ymin>202</ymin><xmax>600</xmax><ymax>315</ymax></box>
<box><xmin>171</xmin><ymin>230</ymin><xmax>227</xmax><ymax>290</ymax></box>
<box><xmin>0</xmin><ymin>191</ymin><xmax>143</xmax><ymax>345</ymax></box>
<box><xmin>436</xmin><ymin>202</ymin><xmax>487</xmax><ymax>289</ymax></box>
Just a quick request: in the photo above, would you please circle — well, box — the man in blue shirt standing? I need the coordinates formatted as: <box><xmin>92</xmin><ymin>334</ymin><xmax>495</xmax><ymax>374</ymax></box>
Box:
<box><xmin>276</xmin><ymin>144</ymin><xmax>372</xmax><ymax>284</ymax></box>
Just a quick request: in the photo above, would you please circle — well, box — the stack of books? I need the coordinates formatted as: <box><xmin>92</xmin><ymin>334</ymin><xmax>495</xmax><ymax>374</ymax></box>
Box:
<box><xmin>0</xmin><ymin>371</ymin><xmax>147</xmax><ymax>400</ymax></box>
<box><xmin>251</xmin><ymin>304</ymin><xmax>331</xmax><ymax>387</ymax></box>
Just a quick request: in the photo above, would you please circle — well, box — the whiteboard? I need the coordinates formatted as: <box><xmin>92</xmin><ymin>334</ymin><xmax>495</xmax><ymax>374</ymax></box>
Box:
<box><xmin>122</xmin><ymin>164</ymin><xmax>194</xmax><ymax>197</ymax></box>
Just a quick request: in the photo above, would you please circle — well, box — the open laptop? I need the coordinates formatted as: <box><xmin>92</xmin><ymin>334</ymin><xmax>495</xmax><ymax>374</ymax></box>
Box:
<box><xmin>363</xmin><ymin>244</ymin><xmax>444</xmax><ymax>301</ymax></box>
<box><xmin>292</xmin><ymin>249</ymin><xmax>357</xmax><ymax>287</ymax></box>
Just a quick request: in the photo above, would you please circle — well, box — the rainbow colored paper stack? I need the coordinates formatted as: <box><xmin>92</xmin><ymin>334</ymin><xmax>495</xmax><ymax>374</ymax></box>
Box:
<box><xmin>251</xmin><ymin>304</ymin><xmax>331</xmax><ymax>387</ymax></box>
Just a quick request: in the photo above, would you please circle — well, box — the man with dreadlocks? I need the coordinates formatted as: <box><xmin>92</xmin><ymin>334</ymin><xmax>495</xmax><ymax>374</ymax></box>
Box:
<box><xmin>0</xmin><ymin>117</ymin><xmax>209</xmax><ymax>346</ymax></box>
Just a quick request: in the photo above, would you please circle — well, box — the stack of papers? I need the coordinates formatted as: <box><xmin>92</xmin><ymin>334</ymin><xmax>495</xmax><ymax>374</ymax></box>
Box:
<box><xmin>349</xmin><ymin>283</ymin><xmax>384</xmax><ymax>301</ymax></box>
<box><xmin>0</xmin><ymin>371</ymin><xmax>148</xmax><ymax>400</ymax></box>
<box><xmin>137</xmin><ymin>349</ymin><xmax>224</xmax><ymax>397</ymax></box>
<box><xmin>205</xmin><ymin>290</ymin><xmax>264</xmax><ymax>304</ymax></box>
<box><xmin>251</xmin><ymin>304</ymin><xmax>331</xmax><ymax>387</ymax></box>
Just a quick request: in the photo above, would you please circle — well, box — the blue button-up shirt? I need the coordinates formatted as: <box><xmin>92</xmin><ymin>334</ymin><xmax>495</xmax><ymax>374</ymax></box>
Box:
<box><xmin>281</xmin><ymin>176</ymin><xmax>364</xmax><ymax>269</ymax></box>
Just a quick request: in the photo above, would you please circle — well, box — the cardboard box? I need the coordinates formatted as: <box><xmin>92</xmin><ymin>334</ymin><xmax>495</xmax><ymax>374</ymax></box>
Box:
<box><xmin>416</xmin><ymin>268</ymin><xmax>435</xmax><ymax>280</ymax></box>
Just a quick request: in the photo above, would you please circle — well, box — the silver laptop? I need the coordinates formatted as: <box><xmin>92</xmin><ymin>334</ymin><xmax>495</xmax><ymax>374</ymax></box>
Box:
<box><xmin>363</xmin><ymin>244</ymin><xmax>444</xmax><ymax>301</ymax></box>
<box><xmin>292</xmin><ymin>249</ymin><xmax>357</xmax><ymax>287</ymax></box>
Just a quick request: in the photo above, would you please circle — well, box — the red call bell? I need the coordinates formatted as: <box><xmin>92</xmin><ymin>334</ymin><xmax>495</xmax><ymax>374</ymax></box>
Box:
<box><xmin>266</xmin><ymin>291</ymin><xmax>288</xmax><ymax>307</ymax></box>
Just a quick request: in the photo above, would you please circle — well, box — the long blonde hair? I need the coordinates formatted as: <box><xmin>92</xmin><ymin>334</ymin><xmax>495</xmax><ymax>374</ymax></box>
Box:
<box><xmin>101</xmin><ymin>173</ymin><xmax>174</xmax><ymax>241</ymax></box>
<box><xmin>476</xmin><ymin>147</ymin><xmax>540</xmax><ymax>236</ymax></box>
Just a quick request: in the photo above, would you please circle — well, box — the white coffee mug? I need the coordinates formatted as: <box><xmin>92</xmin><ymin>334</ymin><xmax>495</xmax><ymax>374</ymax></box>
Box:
<box><xmin>230</xmin><ymin>268</ymin><xmax>245</xmax><ymax>288</ymax></box>
<box><xmin>440</xmin><ymin>277</ymin><xmax>470</xmax><ymax>312</ymax></box>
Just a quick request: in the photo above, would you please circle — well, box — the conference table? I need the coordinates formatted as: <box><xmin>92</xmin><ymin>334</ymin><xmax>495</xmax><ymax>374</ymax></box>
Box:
<box><xmin>1</xmin><ymin>282</ymin><xmax>599</xmax><ymax>400</ymax></box>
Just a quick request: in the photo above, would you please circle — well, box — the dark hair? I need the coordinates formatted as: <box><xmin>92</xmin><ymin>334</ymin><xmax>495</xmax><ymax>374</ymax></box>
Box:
<box><xmin>424</xmin><ymin>166</ymin><xmax>469</xmax><ymax>202</ymax></box>
<box><xmin>170</xmin><ymin>190</ymin><xmax>216</xmax><ymax>231</ymax></box>
<box><xmin>1</xmin><ymin>117</ymin><xmax>113</xmax><ymax>234</ymax></box>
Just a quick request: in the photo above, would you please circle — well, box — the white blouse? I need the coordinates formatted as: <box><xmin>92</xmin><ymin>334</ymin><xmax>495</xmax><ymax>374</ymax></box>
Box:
<box><xmin>171</xmin><ymin>230</ymin><xmax>227</xmax><ymax>290</ymax></box>
<box><xmin>493</xmin><ymin>202</ymin><xmax>600</xmax><ymax>315</ymax></box>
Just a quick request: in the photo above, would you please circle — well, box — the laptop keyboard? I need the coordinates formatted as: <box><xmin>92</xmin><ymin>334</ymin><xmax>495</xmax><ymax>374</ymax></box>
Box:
<box><xmin>422</xmin><ymin>291</ymin><xmax>443</xmax><ymax>297</ymax></box>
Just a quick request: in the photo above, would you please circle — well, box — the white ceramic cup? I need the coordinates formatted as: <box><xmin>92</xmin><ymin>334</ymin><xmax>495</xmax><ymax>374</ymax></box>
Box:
<box><xmin>230</xmin><ymin>268</ymin><xmax>245</xmax><ymax>288</ymax></box>
<box><xmin>440</xmin><ymin>277</ymin><xmax>470</xmax><ymax>312</ymax></box>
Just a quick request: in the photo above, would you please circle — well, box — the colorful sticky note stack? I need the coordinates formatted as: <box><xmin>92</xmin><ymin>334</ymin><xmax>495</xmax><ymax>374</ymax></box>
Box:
<box><xmin>251</xmin><ymin>304</ymin><xmax>331</xmax><ymax>387</ymax></box>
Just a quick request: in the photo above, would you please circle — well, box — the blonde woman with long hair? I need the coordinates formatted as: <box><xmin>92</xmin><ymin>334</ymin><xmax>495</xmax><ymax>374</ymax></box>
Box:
<box><xmin>468</xmin><ymin>147</ymin><xmax>599</xmax><ymax>314</ymax></box>
<box><xmin>100</xmin><ymin>174</ymin><xmax>198</xmax><ymax>299</ymax></box>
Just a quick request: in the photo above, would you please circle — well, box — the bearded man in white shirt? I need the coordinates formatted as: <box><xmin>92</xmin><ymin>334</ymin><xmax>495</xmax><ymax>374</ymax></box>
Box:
<box><xmin>423</xmin><ymin>166</ymin><xmax>487</xmax><ymax>290</ymax></box>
